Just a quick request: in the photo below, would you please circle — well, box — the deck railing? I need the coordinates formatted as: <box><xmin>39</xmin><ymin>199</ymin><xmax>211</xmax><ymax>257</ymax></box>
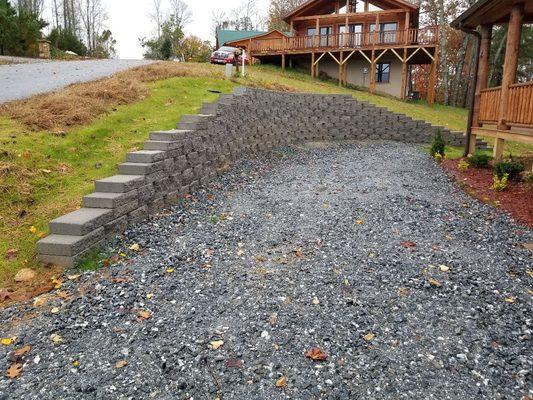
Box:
<box><xmin>250</xmin><ymin>27</ymin><xmax>439</xmax><ymax>55</ymax></box>
<box><xmin>479</xmin><ymin>81</ymin><xmax>533</xmax><ymax>127</ymax></box>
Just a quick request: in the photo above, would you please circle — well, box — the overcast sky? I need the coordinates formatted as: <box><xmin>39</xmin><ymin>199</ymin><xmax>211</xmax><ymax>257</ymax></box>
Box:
<box><xmin>102</xmin><ymin>0</ymin><xmax>270</xmax><ymax>59</ymax></box>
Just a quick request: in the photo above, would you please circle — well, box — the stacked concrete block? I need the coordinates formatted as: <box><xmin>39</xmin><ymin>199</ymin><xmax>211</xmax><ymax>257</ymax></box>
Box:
<box><xmin>37</xmin><ymin>86</ymin><xmax>473</xmax><ymax>267</ymax></box>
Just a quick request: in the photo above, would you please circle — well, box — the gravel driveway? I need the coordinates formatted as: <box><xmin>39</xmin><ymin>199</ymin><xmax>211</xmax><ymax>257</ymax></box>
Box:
<box><xmin>0</xmin><ymin>59</ymin><xmax>153</xmax><ymax>103</ymax></box>
<box><xmin>1</xmin><ymin>142</ymin><xmax>531</xmax><ymax>399</ymax></box>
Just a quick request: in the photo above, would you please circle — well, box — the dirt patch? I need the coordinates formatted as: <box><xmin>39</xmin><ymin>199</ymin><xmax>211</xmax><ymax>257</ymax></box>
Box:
<box><xmin>0</xmin><ymin>62</ymin><xmax>224</xmax><ymax>131</ymax></box>
<box><xmin>0</xmin><ymin>264</ymin><xmax>63</xmax><ymax>309</ymax></box>
<box><xmin>442</xmin><ymin>159</ymin><xmax>533</xmax><ymax>227</ymax></box>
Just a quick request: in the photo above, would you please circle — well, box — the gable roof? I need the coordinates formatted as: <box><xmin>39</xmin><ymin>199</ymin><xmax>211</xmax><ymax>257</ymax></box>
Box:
<box><xmin>283</xmin><ymin>0</ymin><xmax>418</xmax><ymax>21</ymax></box>
<box><xmin>217</xmin><ymin>30</ymin><xmax>267</xmax><ymax>46</ymax></box>
<box><xmin>451</xmin><ymin>0</ymin><xmax>533</xmax><ymax>29</ymax></box>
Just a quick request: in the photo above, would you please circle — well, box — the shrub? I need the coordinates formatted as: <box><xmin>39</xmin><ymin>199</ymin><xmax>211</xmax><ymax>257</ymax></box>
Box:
<box><xmin>457</xmin><ymin>159</ymin><xmax>469</xmax><ymax>171</ymax></box>
<box><xmin>430</xmin><ymin>130</ymin><xmax>446</xmax><ymax>158</ymax></box>
<box><xmin>492</xmin><ymin>173</ymin><xmax>509</xmax><ymax>191</ymax></box>
<box><xmin>467</xmin><ymin>152</ymin><xmax>491</xmax><ymax>168</ymax></box>
<box><xmin>494</xmin><ymin>160</ymin><xmax>525</xmax><ymax>181</ymax></box>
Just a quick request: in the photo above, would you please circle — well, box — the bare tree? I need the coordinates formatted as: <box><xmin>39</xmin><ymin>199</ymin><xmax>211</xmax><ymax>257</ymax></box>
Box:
<box><xmin>79</xmin><ymin>0</ymin><xmax>107</xmax><ymax>54</ymax></box>
<box><xmin>150</xmin><ymin>0</ymin><xmax>165</xmax><ymax>39</ymax></box>
<box><xmin>169</xmin><ymin>0</ymin><xmax>192</xmax><ymax>30</ymax></box>
<box><xmin>15</xmin><ymin>0</ymin><xmax>45</xmax><ymax>16</ymax></box>
<box><xmin>267</xmin><ymin>0</ymin><xmax>306</xmax><ymax>31</ymax></box>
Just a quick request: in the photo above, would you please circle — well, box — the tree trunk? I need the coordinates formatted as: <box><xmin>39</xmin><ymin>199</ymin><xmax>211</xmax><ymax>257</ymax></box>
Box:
<box><xmin>450</xmin><ymin>35</ymin><xmax>469</xmax><ymax>107</ymax></box>
<box><xmin>438</xmin><ymin>0</ymin><xmax>448</xmax><ymax>105</ymax></box>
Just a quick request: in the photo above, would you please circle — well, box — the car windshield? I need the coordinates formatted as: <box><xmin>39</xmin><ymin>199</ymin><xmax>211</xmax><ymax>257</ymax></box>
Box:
<box><xmin>218</xmin><ymin>47</ymin><xmax>236</xmax><ymax>52</ymax></box>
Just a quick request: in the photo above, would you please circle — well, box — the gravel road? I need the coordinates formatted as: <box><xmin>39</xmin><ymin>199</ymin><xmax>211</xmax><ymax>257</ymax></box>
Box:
<box><xmin>0</xmin><ymin>142</ymin><xmax>531</xmax><ymax>399</ymax></box>
<box><xmin>0</xmin><ymin>59</ymin><xmax>153</xmax><ymax>103</ymax></box>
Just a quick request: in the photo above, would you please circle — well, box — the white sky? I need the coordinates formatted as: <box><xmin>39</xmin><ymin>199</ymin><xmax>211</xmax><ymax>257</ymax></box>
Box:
<box><xmin>104</xmin><ymin>0</ymin><xmax>270</xmax><ymax>59</ymax></box>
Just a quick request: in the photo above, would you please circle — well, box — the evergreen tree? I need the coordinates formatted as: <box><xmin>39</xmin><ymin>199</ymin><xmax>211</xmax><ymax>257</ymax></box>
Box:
<box><xmin>0</xmin><ymin>0</ymin><xmax>20</xmax><ymax>55</ymax></box>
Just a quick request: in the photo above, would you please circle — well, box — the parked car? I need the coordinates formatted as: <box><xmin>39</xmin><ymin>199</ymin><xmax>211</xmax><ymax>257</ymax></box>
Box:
<box><xmin>210</xmin><ymin>46</ymin><xmax>250</xmax><ymax>65</ymax></box>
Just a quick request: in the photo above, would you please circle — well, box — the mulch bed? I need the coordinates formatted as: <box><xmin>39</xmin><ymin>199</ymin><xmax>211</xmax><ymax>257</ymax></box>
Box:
<box><xmin>442</xmin><ymin>159</ymin><xmax>533</xmax><ymax>227</ymax></box>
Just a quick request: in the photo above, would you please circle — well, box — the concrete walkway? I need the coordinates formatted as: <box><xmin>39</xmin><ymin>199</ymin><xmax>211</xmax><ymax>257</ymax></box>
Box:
<box><xmin>0</xmin><ymin>59</ymin><xmax>153</xmax><ymax>103</ymax></box>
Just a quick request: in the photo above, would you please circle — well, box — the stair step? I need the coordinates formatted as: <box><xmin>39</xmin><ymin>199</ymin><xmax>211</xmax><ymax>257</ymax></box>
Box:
<box><xmin>49</xmin><ymin>208</ymin><xmax>112</xmax><ymax>236</ymax></box>
<box><xmin>150</xmin><ymin>129</ymin><xmax>192</xmax><ymax>141</ymax></box>
<box><xmin>83</xmin><ymin>191</ymin><xmax>138</xmax><ymax>209</ymax></box>
<box><xmin>126</xmin><ymin>150</ymin><xmax>165</xmax><ymax>163</ymax></box>
<box><xmin>95</xmin><ymin>175</ymin><xmax>145</xmax><ymax>193</ymax></box>
<box><xmin>38</xmin><ymin>228</ymin><xmax>105</xmax><ymax>257</ymax></box>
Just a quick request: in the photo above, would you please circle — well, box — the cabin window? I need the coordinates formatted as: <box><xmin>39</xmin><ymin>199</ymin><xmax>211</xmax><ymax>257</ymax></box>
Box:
<box><xmin>375</xmin><ymin>63</ymin><xmax>390</xmax><ymax>83</ymax></box>
<box><xmin>339</xmin><ymin>24</ymin><xmax>363</xmax><ymax>47</ymax></box>
<box><xmin>369</xmin><ymin>22</ymin><xmax>398</xmax><ymax>44</ymax></box>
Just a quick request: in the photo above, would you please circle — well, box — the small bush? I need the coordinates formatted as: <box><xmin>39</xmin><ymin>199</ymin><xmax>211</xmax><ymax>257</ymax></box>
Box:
<box><xmin>430</xmin><ymin>130</ymin><xmax>446</xmax><ymax>158</ymax></box>
<box><xmin>494</xmin><ymin>161</ymin><xmax>525</xmax><ymax>181</ymax></box>
<box><xmin>492</xmin><ymin>173</ymin><xmax>509</xmax><ymax>191</ymax></box>
<box><xmin>467</xmin><ymin>152</ymin><xmax>491</xmax><ymax>168</ymax></box>
<box><xmin>457</xmin><ymin>159</ymin><xmax>469</xmax><ymax>171</ymax></box>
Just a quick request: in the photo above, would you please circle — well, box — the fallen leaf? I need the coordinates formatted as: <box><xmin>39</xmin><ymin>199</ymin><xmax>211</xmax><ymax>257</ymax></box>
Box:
<box><xmin>439</xmin><ymin>265</ymin><xmax>450</xmax><ymax>272</ymax></box>
<box><xmin>1</xmin><ymin>338</ymin><xmax>14</xmax><ymax>346</ymax></box>
<box><xmin>129</xmin><ymin>243</ymin><xmax>140</xmax><ymax>252</ymax></box>
<box><xmin>356</xmin><ymin>219</ymin><xmax>364</xmax><ymax>225</ymax></box>
<box><xmin>67</xmin><ymin>274</ymin><xmax>80</xmax><ymax>281</ymax></box>
<box><xmin>504</xmin><ymin>297</ymin><xmax>516</xmax><ymax>303</ymax></box>
<box><xmin>401</xmin><ymin>241</ymin><xmax>417</xmax><ymax>248</ymax></box>
<box><xmin>56</xmin><ymin>291</ymin><xmax>70</xmax><ymax>300</ymax></box>
<box><xmin>29</xmin><ymin>226</ymin><xmax>37</xmax><ymax>234</ymax></box>
<box><xmin>312</xmin><ymin>297</ymin><xmax>320</xmax><ymax>305</ymax></box>
<box><xmin>268</xmin><ymin>314</ymin><xmax>278</xmax><ymax>326</ymax></box>
<box><xmin>166</xmin><ymin>268</ymin><xmax>174</xmax><ymax>274</ymax></box>
<box><xmin>236</xmin><ymin>249</ymin><xmax>245</xmax><ymax>256</ymax></box>
<box><xmin>210</xmin><ymin>340</ymin><xmax>224</xmax><ymax>350</ymax></box>
<box><xmin>276</xmin><ymin>376</ymin><xmax>287</xmax><ymax>388</ymax></box>
<box><xmin>5</xmin><ymin>363</ymin><xmax>22</xmax><ymax>379</ymax></box>
<box><xmin>50</xmin><ymin>307</ymin><xmax>60</xmax><ymax>314</ymax></box>
<box><xmin>51</xmin><ymin>334</ymin><xmax>63</xmax><ymax>344</ymax></box>
<box><xmin>304</xmin><ymin>347</ymin><xmax>328</xmax><ymax>361</ymax></box>
<box><xmin>295</xmin><ymin>249</ymin><xmax>303</xmax><ymax>257</ymax></box>
<box><xmin>363</xmin><ymin>332</ymin><xmax>375</xmax><ymax>341</ymax></box>
<box><xmin>146</xmin><ymin>293</ymin><xmax>154</xmax><ymax>299</ymax></box>
<box><xmin>51</xmin><ymin>276</ymin><xmax>63</xmax><ymax>289</ymax></box>
<box><xmin>73</xmin><ymin>360</ymin><xmax>80</xmax><ymax>368</ymax></box>
<box><xmin>115</xmin><ymin>360</ymin><xmax>128</xmax><ymax>369</ymax></box>
<box><xmin>5</xmin><ymin>249</ymin><xmax>18</xmax><ymax>260</ymax></box>
<box><xmin>226</xmin><ymin>358</ymin><xmax>243</xmax><ymax>368</ymax></box>
<box><xmin>428</xmin><ymin>278</ymin><xmax>442</xmax><ymax>288</ymax></box>
<box><xmin>13</xmin><ymin>345</ymin><xmax>31</xmax><ymax>357</ymax></box>
<box><xmin>138</xmin><ymin>310</ymin><xmax>151</xmax><ymax>320</ymax></box>
<box><xmin>0</xmin><ymin>289</ymin><xmax>12</xmax><ymax>302</ymax></box>
<box><xmin>398</xmin><ymin>287</ymin><xmax>410</xmax><ymax>296</ymax></box>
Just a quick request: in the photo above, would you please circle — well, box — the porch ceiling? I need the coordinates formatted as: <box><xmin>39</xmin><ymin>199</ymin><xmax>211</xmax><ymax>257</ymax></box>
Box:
<box><xmin>451</xmin><ymin>0</ymin><xmax>533</xmax><ymax>29</ymax></box>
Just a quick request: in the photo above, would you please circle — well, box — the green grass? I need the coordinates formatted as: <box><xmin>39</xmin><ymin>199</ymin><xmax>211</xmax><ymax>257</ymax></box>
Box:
<box><xmin>0</xmin><ymin>76</ymin><xmax>235</xmax><ymax>284</ymax></box>
<box><xmin>1</xmin><ymin>62</ymin><xmax>531</xmax><ymax>286</ymax></box>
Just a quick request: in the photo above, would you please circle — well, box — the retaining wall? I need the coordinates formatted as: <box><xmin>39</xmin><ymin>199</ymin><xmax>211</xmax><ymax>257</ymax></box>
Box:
<box><xmin>37</xmin><ymin>86</ymin><xmax>467</xmax><ymax>267</ymax></box>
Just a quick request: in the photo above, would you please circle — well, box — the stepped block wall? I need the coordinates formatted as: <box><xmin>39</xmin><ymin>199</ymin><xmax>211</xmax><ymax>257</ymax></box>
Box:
<box><xmin>37</xmin><ymin>87</ymin><xmax>466</xmax><ymax>267</ymax></box>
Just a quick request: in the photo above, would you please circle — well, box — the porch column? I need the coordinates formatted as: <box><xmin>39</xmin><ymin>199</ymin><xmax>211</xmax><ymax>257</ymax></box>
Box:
<box><xmin>315</xmin><ymin>18</ymin><xmax>320</xmax><ymax>48</ymax></box>
<box><xmin>311</xmin><ymin>52</ymin><xmax>316</xmax><ymax>78</ymax></box>
<box><xmin>370</xmin><ymin>49</ymin><xmax>376</xmax><ymax>94</ymax></box>
<box><xmin>339</xmin><ymin>51</ymin><xmax>344</xmax><ymax>86</ymax></box>
<box><xmin>282</xmin><ymin>53</ymin><xmax>286</xmax><ymax>71</ymax></box>
<box><xmin>401</xmin><ymin>47</ymin><xmax>408</xmax><ymax>100</ymax></box>
<box><xmin>472</xmin><ymin>24</ymin><xmax>492</xmax><ymax>128</ymax></box>
<box><xmin>404</xmin><ymin>12</ymin><xmax>410</xmax><ymax>44</ymax></box>
<box><xmin>496</xmin><ymin>3</ymin><xmax>523</xmax><ymax>160</ymax></box>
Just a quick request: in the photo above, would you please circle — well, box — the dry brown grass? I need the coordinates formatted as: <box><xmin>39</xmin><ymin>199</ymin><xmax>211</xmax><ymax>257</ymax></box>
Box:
<box><xmin>0</xmin><ymin>62</ymin><xmax>223</xmax><ymax>131</ymax></box>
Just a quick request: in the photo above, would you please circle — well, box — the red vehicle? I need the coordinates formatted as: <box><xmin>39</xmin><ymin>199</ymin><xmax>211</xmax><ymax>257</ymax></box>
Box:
<box><xmin>210</xmin><ymin>46</ymin><xmax>250</xmax><ymax>65</ymax></box>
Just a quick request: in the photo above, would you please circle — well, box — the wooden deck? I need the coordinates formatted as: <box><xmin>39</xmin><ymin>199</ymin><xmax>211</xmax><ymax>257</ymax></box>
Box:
<box><xmin>479</xmin><ymin>81</ymin><xmax>533</xmax><ymax>129</ymax></box>
<box><xmin>250</xmin><ymin>27</ymin><xmax>438</xmax><ymax>56</ymax></box>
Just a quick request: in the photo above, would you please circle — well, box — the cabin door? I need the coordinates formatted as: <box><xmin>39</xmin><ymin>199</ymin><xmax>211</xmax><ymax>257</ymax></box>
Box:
<box><xmin>339</xmin><ymin>24</ymin><xmax>363</xmax><ymax>47</ymax></box>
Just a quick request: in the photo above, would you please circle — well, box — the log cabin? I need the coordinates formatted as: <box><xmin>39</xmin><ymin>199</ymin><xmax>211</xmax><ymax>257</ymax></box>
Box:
<box><xmin>451</xmin><ymin>0</ymin><xmax>533</xmax><ymax>160</ymax></box>
<box><xmin>224</xmin><ymin>0</ymin><xmax>439</xmax><ymax>103</ymax></box>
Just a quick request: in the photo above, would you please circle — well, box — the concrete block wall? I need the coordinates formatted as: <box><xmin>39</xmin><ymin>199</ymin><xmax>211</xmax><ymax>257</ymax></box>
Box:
<box><xmin>37</xmin><ymin>86</ymin><xmax>466</xmax><ymax>267</ymax></box>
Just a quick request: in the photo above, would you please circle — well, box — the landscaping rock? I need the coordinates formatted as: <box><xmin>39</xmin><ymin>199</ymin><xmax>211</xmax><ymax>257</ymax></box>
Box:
<box><xmin>1</xmin><ymin>142</ymin><xmax>531</xmax><ymax>399</ymax></box>
<box><xmin>13</xmin><ymin>268</ymin><xmax>36</xmax><ymax>283</ymax></box>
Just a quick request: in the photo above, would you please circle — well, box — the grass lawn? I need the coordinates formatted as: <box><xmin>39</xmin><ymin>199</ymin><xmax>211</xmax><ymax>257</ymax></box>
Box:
<box><xmin>0</xmin><ymin>62</ymin><xmax>531</xmax><ymax>287</ymax></box>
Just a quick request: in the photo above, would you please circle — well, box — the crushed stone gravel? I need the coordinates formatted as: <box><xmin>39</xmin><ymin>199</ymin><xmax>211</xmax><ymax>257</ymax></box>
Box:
<box><xmin>1</xmin><ymin>141</ymin><xmax>531</xmax><ymax>399</ymax></box>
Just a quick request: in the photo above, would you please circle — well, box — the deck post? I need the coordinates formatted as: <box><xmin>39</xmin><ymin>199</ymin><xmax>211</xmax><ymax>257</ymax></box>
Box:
<box><xmin>427</xmin><ymin>47</ymin><xmax>439</xmax><ymax>106</ymax></box>
<box><xmin>339</xmin><ymin>51</ymin><xmax>344</xmax><ymax>86</ymax></box>
<box><xmin>473</xmin><ymin>24</ymin><xmax>492</xmax><ymax>128</ymax></box>
<box><xmin>401</xmin><ymin>47</ymin><xmax>407</xmax><ymax>100</ymax></box>
<box><xmin>497</xmin><ymin>4</ymin><xmax>523</xmax><ymax>132</ymax></box>
<box><xmin>311</xmin><ymin>52</ymin><xmax>316</xmax><ymax>78</ymax></box>
<box><xmin>282</xmin><ymin>53</ymin><xmax>286</xmax><ymax>71</ymax></box>
<box><xmin>495</xmin><ymin>4</ymin><xmax>523</xmax><ymax>160</ymax></box>
<box><xmin>316</xmin><ymin>18</ymin><xmax>320</xmax><ymax>48</ymax></box>
<box><xmin>404</xmin><ymin>12</ymin><xmax>410</xmax><ymax>44</ymax></box>
<box><xmin>370</xmin><ymin>49</ymin><xmax>376</xmax><ymax>94</ymax></box>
